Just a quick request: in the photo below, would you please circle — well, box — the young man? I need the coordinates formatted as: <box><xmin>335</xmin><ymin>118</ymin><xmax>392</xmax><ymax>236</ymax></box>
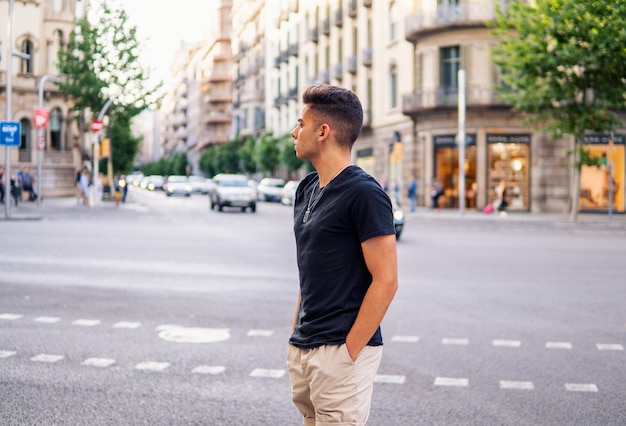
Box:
<box><xmin>288</xmin><ymin>84</ymin><xmax>398</xmax><ymax>425</ymax></box>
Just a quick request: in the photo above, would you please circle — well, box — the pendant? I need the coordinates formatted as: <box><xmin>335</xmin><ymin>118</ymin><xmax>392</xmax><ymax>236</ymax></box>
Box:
<box><xmin>303</xmin><ymin>210</ymin><xmax>310</xmax><ymax>223</ymax></box>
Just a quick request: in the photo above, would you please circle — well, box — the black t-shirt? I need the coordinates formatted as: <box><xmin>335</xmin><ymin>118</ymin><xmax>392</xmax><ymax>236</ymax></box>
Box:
<box><xmin>289</xmin><ymin>166</ymin><xmax>395</xmax><ymax>349</ymax></box>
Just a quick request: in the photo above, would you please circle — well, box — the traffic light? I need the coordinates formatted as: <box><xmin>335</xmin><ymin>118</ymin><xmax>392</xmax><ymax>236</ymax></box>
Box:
<box><xmin>601</xmin><ymin>152</ymin><xmax>607</xmax><ymax>166</ymax></box>
<box><xmin>100</xmin><ymin>138</ymin><xmax>110</xmax><ymax>158</ymax></box>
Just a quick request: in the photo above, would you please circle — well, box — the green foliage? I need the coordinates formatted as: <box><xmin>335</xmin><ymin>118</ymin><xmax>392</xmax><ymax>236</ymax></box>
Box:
<box><xmin>199</xmin><ymin>147</ymin><xmax>218</xmax><ymax>177</ymax></box>
<box><xmin>57</xmin><ymin>1</ymin><xmax>162</xmax><ymax>174</ymax></box>
<box><xmin>568</xmin><ymin>145</ymin><xmax>602</xmax><ymax>169</ymax></box>
<box><xmin>215</xmin><ymin>139</ymin><xmax>241</xmax><ymax>174</ymax></box>
<box><xmin>491</xmin><ymin>0</ymin><xmax>626</xmax><ymax>139</ymax></box>
<box><xmin>257</xmin><ymin>131</ymin><xmax>280</xmax><ymax>176</ymax></box>
<box><xmin>170</xmin><ymin>152</ymin><xmax>189</xmax><ymax>175</ymax></box>
<box><xmin>240</xmin><ymin>136</ymin><xmax>258</xmax><ymax>174</ymax></box>
<box><xmin>279</xmin><ymin>133</ymin><xmax>305</xmax><ymax>177</ymax></box>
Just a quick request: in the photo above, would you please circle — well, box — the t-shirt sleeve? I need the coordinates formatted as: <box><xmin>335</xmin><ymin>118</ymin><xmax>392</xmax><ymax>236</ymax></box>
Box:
<box><xmin>349</xmin><ymin>180</ymin><xmax>396</xmax><ymax>242</ymax></box>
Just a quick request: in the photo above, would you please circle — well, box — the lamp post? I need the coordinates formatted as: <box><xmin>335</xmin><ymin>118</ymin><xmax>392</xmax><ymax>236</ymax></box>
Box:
<box><xmin>36</xmin><ymin>75</ymin><xmax>64</xmax><ymax>205</ymax></box>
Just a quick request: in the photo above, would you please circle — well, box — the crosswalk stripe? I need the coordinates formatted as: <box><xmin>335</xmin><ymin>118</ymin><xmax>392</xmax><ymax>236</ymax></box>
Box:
<box><xmin>192</xmin><ymin>365</ymin><xmax>226</xmax><ymax>375</ymax></box>
<box><xmin>500</xmin><ymin>380</ymin><xmax>534</xmax><ymax>390</ymax></box>
<box><xmin>34</xmin><ymin>316</ymin><xmax>61</xmax><ymax>324</ymax></box>
<box><xmin>596</xmin><ymin>343</ymin><xmax>624</xmax><ymax>351</ymax></box>
<box><xmin>135</xmin><ymin>361</ymin><xmax>170</xmax><ymax>371</ymax></box>
<box><xmin>249</xmin><ymin>368</ymin><xmax>285</xmax><ymax>378</ymax></box>
<box><xmin>375</xmin><ymin>374</ymin><xmax>405</xmax><ymax>384</ymax></box>
<box><xmin>545</xmin><ymin>341</ymin><xmax>572</xmax><ymax>350</ymax></box>
<box><xmin>0</xmin><ymin>313</ymin><xmax>23</xmax><ymax>320</ymax></box>
<box><xmin>434</xmin><ymin>377</ymin><xmax>468</xmax><ymax>387</ymax></box>
<box><xmin>82</xmin><ymin>358</ymin><xmax>116</xmax><ymax>368</ymax></box>
<box><xmin>30</xmin><ymin>354</ymin><xmax>64</xmax><ymax>363</ymax></box>
<box><xmin>0</xmin><ymin>350</ymin><xmax>17</xmax><ymax>358</ymax></box>
<box><xmin>72</xmin><ymin>319</ymin><xmax>101</xmax><ymax>327</ymax></box>
<box><xmin>391</xmin><ymin>335</ymin><xmax>419</xmax><ymax>343</ymax></box>
<box><xmin>565</xmin><ymin>383</ymin><xmax>598</xmax><ymax>392</ymax></box>
<box><xmin>492</xmin><ymin>340</ymin><xmax>521</xmax><ymax>348</ymax></box>
<box><xmin>113</xmin><ymin>321</ymin><xmax>141</xmax><ymax>329</ymax></box>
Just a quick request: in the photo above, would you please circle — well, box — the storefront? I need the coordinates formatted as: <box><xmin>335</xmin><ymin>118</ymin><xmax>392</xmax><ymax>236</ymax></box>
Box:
<box><xmin>486</xmin><ymin>134</ymin><xmax>531</xmax><ymax>211</ymax></box>
<box><xmin>579</xmin><ymin>135</ymin><xmax>625</xmax><ymax>213</ymax></box>
<box><xmin>433</xmin><ymin>134</ymin><xmax>476</xmax><ymax>208</ymax></box>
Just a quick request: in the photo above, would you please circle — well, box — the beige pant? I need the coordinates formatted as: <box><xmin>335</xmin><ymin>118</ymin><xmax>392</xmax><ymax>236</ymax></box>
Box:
<box><xmin>287</xmin><ymin>344</ymin><xmax>383</xmax><ymax>426</ymax></box>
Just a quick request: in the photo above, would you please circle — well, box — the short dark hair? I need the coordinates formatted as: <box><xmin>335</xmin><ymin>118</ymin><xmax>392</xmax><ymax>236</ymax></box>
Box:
<box><xmin>302</xmin><ymin>84</ymin><xmax>363</xmax><ymax>148</ymax></box>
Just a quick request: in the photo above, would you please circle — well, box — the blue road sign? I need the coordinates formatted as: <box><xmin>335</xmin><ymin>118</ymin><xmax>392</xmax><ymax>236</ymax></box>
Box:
<box><xmin>0</xmin><ymin>121</ymin><xmax>21</xmax><ymax>147</ymax></box>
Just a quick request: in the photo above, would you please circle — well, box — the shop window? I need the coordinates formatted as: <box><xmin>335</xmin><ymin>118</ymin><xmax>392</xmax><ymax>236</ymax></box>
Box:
<box><xmin>434</xmin><ymin>135</ymin><xmax>477</xmax><ymax>209</ymax></box>
<box><xmin>487</xmin><ymin>135</ymin><xmax>530</xmax><ymax>211</ymax></box>
<box><xmin>579</xmin><ymin>136</ymin><xmax>624</xmax><ymax>212</ymax></box>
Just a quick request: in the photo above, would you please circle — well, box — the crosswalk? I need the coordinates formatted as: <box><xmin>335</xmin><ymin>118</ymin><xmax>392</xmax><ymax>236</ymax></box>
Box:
<box><xmin>1</xmin><ymin>310</ymin><xmax>623</xmax><ymax>394</ymax></box>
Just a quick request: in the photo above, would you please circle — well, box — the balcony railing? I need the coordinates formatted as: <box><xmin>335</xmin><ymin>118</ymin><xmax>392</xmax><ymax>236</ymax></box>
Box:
<box><xmin>334</xmin><ymin>63</ymin><xmax>343</xmax><ymax>80</ymax></box>
<box><xmin>402</xmin><ymin>84</ymin><xmax>509</xmax><ymax>115</ymax></box>
<box><xmin>205</xmin><ymin>111</ymin><xmax>232</xmax><ymax>124</ymax></box>
<box><xmin>363</xmin><ymin>0</ymin><xmax>372</xmax><ymax>8</ymax></box>
<box><xmin>347</xmin><ymin>55</ymin><xmax>357</xmax><ymax>74</ymax></box>
<box><xmin>348</xmin><ymin>0</ymin><xmax>357</xmax><ymax>18</ymax></box>
<box><xmin>289</xmin><ymin>43</ymin><xmax>299</xmax><ymax>57</ymax></box>
<box><xmin>322</xmin><ymin>18</ymin><xmax>331</xmax><ymax>35</ymax></box>
<box><xmin>362</xmin><ymin>47</ymin><xmax>372</xmax><ymax>67</ymax></box>
<box><xmin>405</xmin><ymin>2</ymin><xmax>496</xmax><ymax>43</ymax></box>
<box><xmin>308</xmin><ymin>27</ymin><xmax>319</xmax><ymax>43</ymax></box>
<box><xmin>335</xmin><ymin>9</ymin><xmax>343</xmax><ymax>27</ymax></box>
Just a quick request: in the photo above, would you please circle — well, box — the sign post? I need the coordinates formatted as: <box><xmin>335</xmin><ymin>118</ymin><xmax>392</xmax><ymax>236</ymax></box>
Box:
<box><xmin>90</xmin><ymin>119</ymin><xmax>104</xmax><ymax>206</ymax></box>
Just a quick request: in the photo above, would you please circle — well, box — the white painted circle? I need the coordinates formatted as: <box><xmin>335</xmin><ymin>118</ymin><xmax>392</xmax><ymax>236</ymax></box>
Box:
<box><xmin>158</xmin><ymin>326</ymin><xmax>230</xmax><ymax>343</ymax></box>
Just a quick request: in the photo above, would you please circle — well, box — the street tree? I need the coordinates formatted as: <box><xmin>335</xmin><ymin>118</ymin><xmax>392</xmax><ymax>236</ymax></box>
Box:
<box><xmin>279</xmin><ymin>133</ymin><xmax>305</xmax><ymax>179</ymax></box>
<box><xmin>257</xmin><ymin>131</ymin><xmax>281</xmax><ymax>176</ymax></box>
<box><xmin>491</xmin><ymin>0</ymin><xmax>626</xmax><ymax>221</ymax></box>
<box><xmin>58</xmin><ymin>1</ymin><xmax>161</xmax><ymax>174</ymax></box>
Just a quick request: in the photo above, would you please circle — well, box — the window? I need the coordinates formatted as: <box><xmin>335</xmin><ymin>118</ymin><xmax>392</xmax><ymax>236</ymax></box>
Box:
<box><xmin>20</xmin><ymin>40</ymin><xmax>34</xmax><ymax>74</ymax></box>
<box><xmin>389</xmin><ymin>64</ymin><xmax>398</xmax><ymax>109</ymax></box>
<box><xmin>389</xmin><ymin>2</ymin><xmax>399</xmax><ymax>42</ymax></box>
<box><xmin>440</xmin><ymin>46</ymin><xmax>460</xmax><ymax>88</ymax></box>
<box><xmin>20</xmin><ymin>119</ymin><xmax>31</xmax><ymax>150</ymax></box>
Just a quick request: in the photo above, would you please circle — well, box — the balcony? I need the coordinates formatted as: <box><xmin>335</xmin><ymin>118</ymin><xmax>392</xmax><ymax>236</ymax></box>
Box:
<box><xmin>334</xmin><ymin>63</ymin><xmax>343</xmax><ymax>80</ymax></box>
<box><xmin>308</xmin><ymin>27</ymin><xmax>319</xmax><ymax>43</ymax></box>
<box><xmin>322</xmin><ymin>18</ymin><xmax>330</xmax><ymax>35</ymax></box>
<box><xmin>281</xmin><ymin>49</ymin><xmax>290</xmax><ymax>63</ymax></box>
<box><xmin>208</xmin><ymin>72</ymin><xmax>231</xmax><ymax>83</ymax></box>
<box><xmin>205</xmin><ymin>111</ymin><xmax>232</xmax><ymax>124</ymax></box>
<box><xmin>401</xmin><ymin>84</ymin><xmax>509</xmax><ymax>117</ymax></box>
<box><xmin>405</xmin><ymin>2</ymin><xmax>496</xmax><ymax>43</ymax></box>
<box><xmin>289</xmin><ymin>43</ymin><xmax>299</xmax><ymax>57</ymax></box>
<box><xmin>289</xmin><ymin>0</ymin><xmax>299</xmax><ymax>14</ymax></box>
<box><xmin>348</xmin><ymin>0</ymin><xmax>357</xmax><ymax>18</ymax></box>
<box><xmin>347</xmin><ymin>55</ymin><xmax>357</xmax><ymax>74</ymax></box>
<box><xmin>335</xmin><ymin>9</ymin><xmax>343</xmax><ymax>27</ymax></box>
<box><xmin>363</xmin><ymin>0</ymin><xmax>372</xmax><ymax>7</ymax></box>
<box><xmin>362</xmin><ymin>47</ymin><xmax>372</xmax><ymax>67</ymax></box>
<box><xmin>288</xmin><ymin>86</ymin><xmax>299</xmax><ymax>100</ymax></box>
<box><xmin>204</xmin><ymin>90</ymin><xmax>232</xmax><ymax>104</ymax></box>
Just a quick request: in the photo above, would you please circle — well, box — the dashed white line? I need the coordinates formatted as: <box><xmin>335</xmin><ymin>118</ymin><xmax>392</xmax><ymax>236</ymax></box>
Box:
<box><xmin>0</xmin><ymin>350</ymin><xmax>17</xmax><ymax>358</ymax></box>
<box><xmin>375</xmin><ymin>374</ymin><xmax>405</xmax><ymax>384</ymax></box>
<box><xmin>192</xmin><ymin>365</ymin><xmax>226</xmax><ymax>375</ymax></box>
<box><xmin>30</xmin><ymin>354</ymin><xmax>64</xmax><ymax>363</ymax></box>
<box><xmin>34</xmin><ymin>316</ymin><xmax>61</xmax><ymax>324</ymax></box>
<box><xmin>82</xmin><ymin>357</ymin><xmax>116</xmax><ymax>368</ymax></box>
<box><xmin>442</xmin><ymin>338</ymin><xmax>469</xmax><ymax>345</ymax></box>
<box><xmin>0</xmin><ymin>313</ymin><xmax>23</xmax><ymax>321</ymax></box>
<box><xmin>112</xmin><ymin>321</ymin><xmax>141</xmax><ymax>329</ymax></box>
<box><xmin>492</xmin><ymin>340</ymin><xmax>521</xmax><ymax>348</ymax></box>
<box><xmin>249</xmin><ymin>368</ymin><xmax>286</xmax><ymax>379</ymax></box>
<box><xmin>134</xmin><ymin>361</ymin><xmax>170</xmax><ymax>372</ymax></box>
<box><xmin>434</xmin><ymin>377</ymin><xmax>468</xmax><ymax>387</ymax></box>
<box><xmin>546</xmin><ymin>341</ymin><xmax>572</xmax><ymax>350</ymax></box>
<box><xmin>596</xmin><ymin>343</ymin><xmax>624</xmax><ymax>351</ymax></box>
<box><xmin>391</xmin><ymin>335</ymin><xmax>419</xmax><ymax>343</ymax></box>
<box><xmin>247</xmin><ymin>329</ymin><xmax>274</xmax><ymax>337</ymax></box>
<box><xmin>71</xmin><ymin>319</ymin><xmax>101</xmax><ymax>327</ymax></box>
<box><xmin>565</xmin><ymin>383</ymin><xmax>598</xmax><ymax>392</ymax></box>
<box><xmin>500</xmin><ymin>380</ymin><xmax>534</xmax><ymax>390</ymax></box>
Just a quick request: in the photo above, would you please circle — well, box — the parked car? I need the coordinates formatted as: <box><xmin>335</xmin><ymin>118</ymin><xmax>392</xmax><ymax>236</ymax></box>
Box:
<box><xmin>393</xmin><ymin>205</ymin><xmax>405</xmax><ymax>240</ymax></box>
<box><xmin>209</xmin><ymin>174</ymin><xmax>256</xmax><ymax>213</ymax></box>
<box><xmin>257</xmin><ymin>177</ymin><xmax>286</xmax><ymax>202</ymax></box>
<box><xmin>163</xmin><ymin>175</ymin><xmax>192</xmax><ymax>197</ymax></box>
<box><xmin>141</xmin><ymin>175</ymin><xmax>164</xmax><ymax>191</ymax></box>
<box><xmin>188</xmin><ymin>175</ymin><xmax>211</xmax><ymax>194</ymax></box>
<box><xmin>280</xmin><ymin>180</ymin><xmax>301</xmax><ymax>205</ymax></box>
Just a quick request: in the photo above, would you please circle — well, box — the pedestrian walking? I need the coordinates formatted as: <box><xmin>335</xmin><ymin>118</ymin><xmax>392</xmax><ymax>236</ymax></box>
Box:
<box><xmin>287</xmin><ymin>84</ymin><xmax>398</xmax><ymax>426</ymax></box>
<box><xmin>408</xmin><ymin>177</ymin><xmax>417</xmax><ymax>212</ymax></box>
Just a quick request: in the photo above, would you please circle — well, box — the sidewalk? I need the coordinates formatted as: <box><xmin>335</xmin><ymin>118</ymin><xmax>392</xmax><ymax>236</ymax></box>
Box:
<box><xmin>0</xmin><ymin>196</ymin><xmax>125</xmax><ymax>221</ymax></box>
<box><xmin>408</xmin><ymin>206</ymin><xmax>626</xmax><ymax>231</ymax></box>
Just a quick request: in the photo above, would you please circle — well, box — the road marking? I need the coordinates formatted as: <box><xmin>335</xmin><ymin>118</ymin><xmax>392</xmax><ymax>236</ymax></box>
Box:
<box><xmin>247</xmin><ymin>329</ymin><xmax>274</xmax><ymax>337</ymax></box>
<box><xmin>442</xmin><ymin>338</ymin><xmax>469</xmax><ymax>345</ymax></box>
<box><xmin>391</xmin><ymin>335</ymin><xmax>419</xmax><ymax>343</ymax></box>
<box><xmin>192</xmin><ymin>365</ymin><xmax>226</xmax><ymax>375</ymax></box>
<box><xmin>0</xmin><ymin>313</ymin><xmax>23</xmax><ymax>320</ymax></box>
<box><xmin>30</xmin><ymin>354</ymin><xmax>64</xmax><ymax>363</ymax></box>
<box><xmin>113</xmin><ymin>321</ymin><xmax>141</xmax><ymax>329</ymax></box>
<box><xmin>375</xmin><ymin>374</ymin><xmax>405</xmax><ymax>384</ymax></box>
<box><xmin>82</xmin><ymin>358</ymin><xmax>116</xmax><ymax>368</ymax></box>
<box><xmin>492</xmin><ymin>340</ymin><xmax>521</xmax><ymax>348</ymax></box>
<box><xmin>546</xmin><ymin>341</ymin><xmax>572</xmax><ymax>350</ymax></box>
<box><xmin>249</xmin><ymin>368</ymin><xmax>286</xmax><ymax>379</ymax></box>
<box><xmin>500</xmin><ymin>380</ymin><xmax>534</xmax><ymax>390</ymax></box>
<box><xmin>0</xmin><ymin>350</ymin><xmax>17</xmax><ymax>358</ymax></box>
<box><xmin>72</xmin><ymin>319</ymin><xmax>101</xmax><ymax>327</ymax></box>
<box><xmin>34</xmin><ymin>316</ymin><xmax>61</xmax><ymax>324</ymax></box>
<box><xmin>596</xmin><ymin>343</ymin><xmax>624</xmax><ymax>351</ymax></box>
<box><xmin>565</xmin><ymin>383</ymin><xmax>598</xmax><ymax>392</ymax></box>
<box><xmin>158</xmin><ymin>326</ymin><xmax>230</xmax><ymax>343</ymax></box>
<box><xmin>434</xmin><ymin>377</ymin><xmax>468</xmax><ymax>387</ymax></box>
<box><xmin>135</xmin><ymin>361</ymin><xmax>170</xmax><ymax>372</ymax></box>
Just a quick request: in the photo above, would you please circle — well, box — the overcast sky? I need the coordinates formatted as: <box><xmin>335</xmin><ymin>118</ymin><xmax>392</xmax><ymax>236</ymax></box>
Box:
<box><xmin>122</xmin><ymin>0</ymin><xmax>217</xmax><ymax>83</ymax></box>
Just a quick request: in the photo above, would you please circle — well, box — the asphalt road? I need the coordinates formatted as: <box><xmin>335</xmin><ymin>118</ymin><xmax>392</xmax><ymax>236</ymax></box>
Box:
<box><xmin>0</xmin><ymin>188</ymin><xmax>624</xmax><ymax>425</ymax></box>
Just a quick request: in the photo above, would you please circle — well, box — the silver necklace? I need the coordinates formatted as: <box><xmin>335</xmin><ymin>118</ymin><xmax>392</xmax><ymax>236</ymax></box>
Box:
<box><xmin>303</xmin><ymin>162</ymin><xmax>352</xmax><ymax>223</ymax></box>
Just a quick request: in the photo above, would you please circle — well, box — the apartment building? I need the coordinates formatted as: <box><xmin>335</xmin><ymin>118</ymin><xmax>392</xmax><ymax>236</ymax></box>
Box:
<box><xmin>0</xmin><ymin>0</ymin><xmax>84</xmax><ymax>197</ymax></box>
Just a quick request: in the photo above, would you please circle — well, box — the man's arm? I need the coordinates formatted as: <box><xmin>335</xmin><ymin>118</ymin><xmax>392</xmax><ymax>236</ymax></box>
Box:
<box><xmin>292</xmin><ymin>290</ymin><xmax>301</xmax><ymax>332</ymax></box>
<box><xmin>345</xmin><ymin>234</ymin><xmax>398</xmax><ymax>361</ymax></box>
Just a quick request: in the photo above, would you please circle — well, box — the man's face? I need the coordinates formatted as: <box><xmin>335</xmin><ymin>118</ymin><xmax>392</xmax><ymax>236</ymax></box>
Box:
<box><xmin>290</xmin><ymin>104</ymin><xmax>320</xmax><ymax>161</ymax></box>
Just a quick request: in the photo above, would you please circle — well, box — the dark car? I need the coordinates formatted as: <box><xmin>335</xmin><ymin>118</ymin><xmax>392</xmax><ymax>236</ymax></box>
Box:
<box><xmin>209</xmin><ymin>174</ymin><xmax>256</xmax><ymax>213</ymax></box>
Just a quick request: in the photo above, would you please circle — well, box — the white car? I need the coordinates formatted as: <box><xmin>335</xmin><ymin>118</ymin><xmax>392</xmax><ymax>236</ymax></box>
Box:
<box><xmin>280</xmin><ymin>180</ymin><xmax>301</xmax><ymax>205</ymax></box>
<box><xmin>257</xmin><ymin>177</ymin><xmax>286</xmax><ymax>202</ymax></box>
<box><xmin>209</xmin><ymin>174</ymin><xmax>256</xmax><ymax>213</ymax></box>
<box><xmin>188</xmin><ymin>175</ymin><xmax>211</xmax><ymax>194</ymax></box>
<box><xmin>163</xmin><ymin>175</ymin><xmax>192</xmax><ymax>197</ymax></box>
